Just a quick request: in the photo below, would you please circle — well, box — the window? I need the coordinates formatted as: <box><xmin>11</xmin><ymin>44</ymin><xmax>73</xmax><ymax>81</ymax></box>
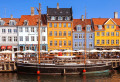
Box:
<box><xmin>63</xmin><ymin>23</ymin><xmax>66</xmax><ymax>27</ymax></box>
<box><xmin>49</xmin><ymin>23</ymin><xmax>52</xmax><ymax>27</ymax></box>
<box><xmin>14</xmin><ymin>36</ymin><xmax>17</xmax><ymax>41</ymax></box>
<box><xmin>8</xmin><ymin>29</ymin><xmax>12</xmax><ymax>33</ymax></box>
<box><xmin>116</xmin><ymin>40</ymin><xmax>119</xmax><ymax>44</ymax></box>
<box><xmin>37</xmin><ymin>36</ymin><xmax>38</xmax><ymax>41</ymax></box>
<box><xmin>116</xmin><ymin>32</ymin><xmax>119</xmax><ymax>36</ymax></box>
<box><xmin>9</xmin><ymin>20</ymin><xmax>16</xmax><ymax>26</ymax></box>
<box><xmin>24</xmin><ymin>20</ymin><xmax>28</xmax><ymax>26</ymax></box>
<box><xmin>59</xmin><ymin>23</ymin><xmax>62</xmax><ymax>27</ymax></box>
<box><xmin>97</xmin><ymin>32</ymin><xmax>100</xmax><ymax>36</ymax></box>
<box><xmin>111</xmin><ymin>32</ymin><xmax>114</xmax><ymax>36</ymax></box>
<box><xmin>106</xmin><ymin>40</ymin><xmax>109</xmax><ymax>44</ymax></box>
<box><xmin>106</xmin><ymin>25</ymin><xmax>109</xmax><ymax>28</ymax></box>
<box><xmin>49</xmin><ymin>31</ymin><xmax>52</xmax><ymax>36</ymax></box>
<box><xmin>19</xmin><ymin>27</ymin><xmax>23</xmax><ymax>32</ymax></box>
<box><xmin>59</xmin><ymin>31</ymin><xmax>62</xmax><ymax>36</ymax></box>
<box><xmin>89</xmin><ymin>34</ymin><xmax>92</xmax><ymax>39</ymax></box>
<box><xmin>83</xmin><ymin>34</ymin><xmax>85</xmax><ymax>38</ymax></box>
<box><xmin>25</xmin><ymin>36</ymin><xmax>29</xmax><ymax>41</ymax></box>
<box><xmin>54</xmin><ymin>23</ymin><xmax>57</xmax><ymax>27</ymax></box>
<box><xmin>68</xmin><ymin>41</ymin><xmax>71</xmax><ymax>46</ymax></box>
<box><xmin>75</xmin><ymin>34</ymin><xmax>78</xmax><ymax>39</ymax></box>
<box><xmin>97</xmin><ymin>40</ymin><xmax>100</xmax><ymax>44</ymax></box>
<box><xmin>111</xmin><ymin>25</ymin><xmax>114</xmax><ymax>29</ymax></box>
<box><xmin>31</xmin><ymin>47</ymin><xmax>34</xmax><ymax>50</ymax></box>
<box><xmin>2</xmin><ymin>36</ymin><xmax>6</xmax><ymax>42</ymax></box>
<box><xmin>102</xmin><ymin>40</ymin><xmax>104</xmax><ymax>44</ymax></box>
<box><xmin>26</xmin><ymin>47</ymin><xmax>29</xmax><ymax>50</ymax></box>
<box><xmin>102</xmin><ymin>32</ymin><xmax>104</xmax><ymax>36</ymax></box>
<box><xmin>14</xmin><ymin>29</ymin><xmax>17</xmax><ymax>33</ymax></box>
<box><xmin>2</xmin><ymin>29</ymin><xmax>6</xmax><ymax>33</ymax></box>
<box><xmin>8</xmin><ymin>36</ymin><xmax>12</xmax><ymax>41</ymax></box>
<box><xmin>68</xmin><ymin>23</ymin><xmax>71</xmax><ymax>27</ymax></box>
<box><xmin>54</xmin><ymin>41</ymin><xmax>57</xmax><ymax>46</ymax></box>
<box><xmin>68</xmin><ymin>31</ymin><xmax>71</xmax><ymax>36</ymax></box>
<box><xmin>20</xmin><ymin>36</ymin><xmax>23</xmax><ymax>41</ymax></box>
<box><xmin>42</xmin><ymin>28</ymin><xmax>45</xmax><ymax>32</ymax></box>
<box><xmin>79</xmin><ymin>34</ymin><xmax>82</xmax><ymax>39</ymax></box>
<box><xmin>98</xmin><ymin>25</ymin><xmax>102</xmax><ymax>29</ymax></box>
<box><xmin>64</xmin><ymin>41</ymin><xmax>66</xmax><ymax>46</ymax></box>
<box><xmin>75</xmin><ymin>42</ymin><xmax>78</xmax><ymax>47</ymax></box>
<box><xmin>111</xmin><ymin>40</ymin><xmax>114</xmax><ymax>44</ymax></box>
<box><xmin>51</xmin><ymin>16</ymin><xmax>55</xmax><ymax>20</ymax></box>
<box><xmin>59</xmin><ymin>41</ymin><xmax>62</xmax><ymax>46</ymax></box>
<box><xmin>25</xmin><ymin>27</ymin><xmax>29</xmax><ymax>32</ymax></box>
<box><xmin>31</xmin><ymin>36</ymin><xmax>34</xmax><ymax>41</ymax></box>
<box><xmin>31</xmin><ymin>27</ymin><xmax>34</xmax><ymax>32</ymax></box>
<box><xmin>54</xmin><ymin>31</ymin><xmax>57</xmax><ymax>36</ymax></box>
<box><xmin>50</xmin><ymin>41</ymin><xmax>52</xmax><ymax>46</ymax></box>
<box><xmin>0</xmin><ymin>20</ymin><xmax>4</xmax><ymax>25</ymax></box>
<box><xmin>106</xmin><ymin>32</ymin><xmax>109</xmax><ymax>36</ymax></box>
<box><xmin>63</xmin><ymin>31</ymin><xmax>66</xmax><ymax>36</ymax></box>
<box><xmin>86</xmin><ymin>25</ymin><xmax>91</xmax><ymax>31</ymax></box>
<box><xmin>58</xmin><ymin>16</ymin><xmax>62</xmax><ymax>20</ymax></box>
<box><xmin>89</xmin><ymin>42</ymin><xmax>92</xmax><ymax>47</ymax></box>
<box><xmin>79</xmin><ymin>42</ymin><xmax>82</xmax><ymax>47</ymax></box>
<box><xmin>42</xmin><ymin>36</ymin><xmax>45</xmax><ymax>41</ymax></box>
<box><xmin>77</xmin><ymin>25</ymin><xmax>82</xmax><ymax>31</ymax></box>
<box><xmin>65</xmin><ymin>16</ymin><xmax>70</xmax><ymax>20</ymax></box>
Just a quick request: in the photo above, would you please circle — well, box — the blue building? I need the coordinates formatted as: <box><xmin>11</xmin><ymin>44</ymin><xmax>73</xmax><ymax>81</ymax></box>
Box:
<box><xmin>73</xmin><ymin>18</ymin><xmax>94</xmax><ymax>51</ymax></box>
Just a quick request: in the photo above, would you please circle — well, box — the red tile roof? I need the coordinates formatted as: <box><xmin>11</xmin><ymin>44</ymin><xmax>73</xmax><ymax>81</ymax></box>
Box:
<box><xmin>19</xmin><ymin>14</ymin><xmax>47</xmax><ymax>26</ymax></box>
<box><xmin>73</xmin><ymin>19</ymin><xmax>91</xmax><ymax>31</ymax></box>
<box><xmin>0</xmin><ymin>18</ymin><xmax>20</xmax><ymax>26</ymax></box>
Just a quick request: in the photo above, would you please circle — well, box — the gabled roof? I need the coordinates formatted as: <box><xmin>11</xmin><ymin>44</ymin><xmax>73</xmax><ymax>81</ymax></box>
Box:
<box><xmin>19</xmin><ymin>14</ymin><xmax>47</xmax><ymax>26</ymax></box>
<box><xmin>73</xmin><ymin>19</ymin><xmax>91</xmax><ymax>31</ymax></box>
<box><xmin>47</xmin><ymin>7</ymin><xmax>72</xmax><ymax>16</ymax></box>
<box><xmin>104</xmin><ymin>18</ymin><xmax>117</xmax><ymax>25</ymax></box>
<box><xmin>0</xmin><ymin>18</ymin><xmax>20</xmax><ymax>26</ymax></box>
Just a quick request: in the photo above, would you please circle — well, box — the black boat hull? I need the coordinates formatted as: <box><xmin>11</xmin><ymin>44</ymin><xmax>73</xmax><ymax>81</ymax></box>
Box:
<box><xmin>16</xmin><ymin>62</ymin><xmax>112</xmax><ymax>75</ymax></box>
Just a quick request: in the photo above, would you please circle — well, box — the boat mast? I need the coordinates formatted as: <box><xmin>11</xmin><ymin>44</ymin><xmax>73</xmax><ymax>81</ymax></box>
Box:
<box><xmin>84</xmin><ymin>8</ymin><xmax>86</xmax><ymax>65</ymax></box>
<box><xmin>37</xmin><ymin>3</ymin><xmax>41</xmax><ymax>64</ymax></box>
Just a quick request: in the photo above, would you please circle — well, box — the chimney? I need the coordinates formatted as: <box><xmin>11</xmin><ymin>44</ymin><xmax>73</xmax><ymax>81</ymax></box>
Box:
<box><xmin>114</xmin><ymin>12</ymin><xmax>118</xmax><ymax>19</ymax></box>
<box><xmin>57</xmin><ymin>3</ymin><xmax>59</xmax><ymax>9</ymax></box>
<box><xmin>31</xmin><ymin>7</ymin><xmax>34</xmax><ymax>16</ymax></box>
<box><xmin>81</xmin><ymin>15</ymin><xmax>84</xmax><ymax>21</ymax></box>
<box><xmin>11</xmin><ymin>15</ymin><xmax>13</xmax><ymax>19</ymax></box>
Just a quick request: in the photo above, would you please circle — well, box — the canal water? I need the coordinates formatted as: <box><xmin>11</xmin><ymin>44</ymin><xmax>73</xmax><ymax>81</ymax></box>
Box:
<box><xmin>0</xmin><ymin>70</ymin><xmax>120</xmax><ymax>82</ymax></box>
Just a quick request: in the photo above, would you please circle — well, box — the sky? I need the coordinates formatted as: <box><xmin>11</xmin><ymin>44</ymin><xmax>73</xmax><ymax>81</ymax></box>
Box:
<box><xmin>0</xmin><ymin>0</ymin><xmax>120</xmax><ymax>19</ymax></box>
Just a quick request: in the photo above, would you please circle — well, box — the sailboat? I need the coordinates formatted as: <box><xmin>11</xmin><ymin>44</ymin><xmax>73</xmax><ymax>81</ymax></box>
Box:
<box><xmin>16</xmin><ymin>3</ymin><xmax>112</xmax><ymax>75</ymax></box>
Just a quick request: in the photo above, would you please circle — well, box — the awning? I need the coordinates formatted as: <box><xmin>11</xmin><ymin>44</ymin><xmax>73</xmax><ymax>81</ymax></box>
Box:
<box><xmin>7</xmin><ymin>46</ymin><xmax>12</xmax><ymax>49</ymax></box>
<box><xmin>1</xmin><ymin>46</ymin><xmax>6</xmax><ymax>49</ymax></box>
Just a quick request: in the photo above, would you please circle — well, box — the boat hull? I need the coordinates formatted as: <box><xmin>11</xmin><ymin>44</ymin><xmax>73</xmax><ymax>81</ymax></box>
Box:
<box><xmin>16</xmin><ymin>62</ymin><xmax>112</xmax><ymax>75</ymax></box>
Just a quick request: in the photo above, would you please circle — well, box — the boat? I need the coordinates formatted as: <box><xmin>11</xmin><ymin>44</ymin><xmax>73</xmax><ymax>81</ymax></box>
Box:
<box><xmin>16</xmin><ymin>3</ymin><xmax>112</xmax><ymax>75</ymax></box>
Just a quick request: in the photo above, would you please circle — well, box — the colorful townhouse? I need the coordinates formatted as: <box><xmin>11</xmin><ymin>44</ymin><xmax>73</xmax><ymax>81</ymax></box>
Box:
<box><xmin>47</xmin><ymin>3</ymin><xmax>73</xmax><ymax>51</ymax></box>
<box><xmin>0</xmin><ymin>15</ymin><xmax>20</xmax><ymax>60</ymax></box>
<box><xmin>73</xmin><ymin>17</ymin><xmax>94</xmax><ymax>50</ymax></box>
<box><xmin>92</xmin><ymin>12</ymin><xmax>120</xmax><ymax>50</ymax></box>
<box><xmin>18</xmin><ymin>7</ymin><xmax>48</xmax><ymax>51</ymax></box>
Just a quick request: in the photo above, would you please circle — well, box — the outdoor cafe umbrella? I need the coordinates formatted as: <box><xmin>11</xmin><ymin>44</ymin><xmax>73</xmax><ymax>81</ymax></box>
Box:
<box><xmin>36</xmin><ymin>50</ymin><xmax>48</xmax><ymax>53</ymax></box>
<box><xmin>76</xmin><ymin>50</ymin><xmax>84</xmax><ymax>52</ymax></box>
<box><xmin>49</xmin><ymin>50</ymin><xmax>60</xmax><ymax>53</ymax></box>
<box><xmin>89</xmin><ymin>49</ymin><xmax>102</xmax><ymax>53</ymax></box>
<box><xmin>1</xmin><ymin>50</ymin><xmax>13</xmax><ymax>54</ymax></box>
<box><xmin>22</xmin><ymin>50</ymin><xmax>36</xmax><ymax>53</ymax></box>
<box><xmin>102</xmin><ymin>50</ymin><xmax>111</xmax><ymax>52</ymax></box>
<box><xmin>63</xmin><ymin>50</ymin><xmax>76</xmax><ymax>53</ymax></box>
<box><xmin>110</xmin><ymin>49</ymin><xmax>120</xmax><ymax>52</ymax></box>
<box><xmin>15</xmin><ymin>51</ymin><xmax>23</xmax><ymax>53</ymax></box>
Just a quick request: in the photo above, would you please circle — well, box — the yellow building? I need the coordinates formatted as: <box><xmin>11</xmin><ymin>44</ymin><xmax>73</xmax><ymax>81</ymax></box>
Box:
<box><xmin>93</xmin><ymin>18</ymin><xmax>120</xmax><ymax>49</ymax></box>
<box><xmin>47</xmin><ymin>4</ymin><xmax>73</xmax><ymax>51</ymax></box>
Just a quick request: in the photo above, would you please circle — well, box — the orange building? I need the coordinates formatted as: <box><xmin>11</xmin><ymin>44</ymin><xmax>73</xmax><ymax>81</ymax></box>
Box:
<box><xmin>47</xmin><ymin>3</ymin><xmax>73</xmax><ymax>52</ymax></box>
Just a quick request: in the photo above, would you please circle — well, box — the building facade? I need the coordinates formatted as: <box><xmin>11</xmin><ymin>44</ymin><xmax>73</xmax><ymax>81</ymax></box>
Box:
<box><xmin>92</xmin><ymin>17</ymin><xmax>120</xmax><ymax>50</ymax></box>
<box><xmin>73</xmin><ymin>18</ymin><xmax>94</xmax><ymax>51</ymax></box>
<box><xmin>18</xmin><ymin>8</ymin><xmax>48</xmax><ymax>51</ymax></box>
<box><xmin>47</xmin><ymin>3</ymin><xmax>73</xmax><ymax>51</ymax></box>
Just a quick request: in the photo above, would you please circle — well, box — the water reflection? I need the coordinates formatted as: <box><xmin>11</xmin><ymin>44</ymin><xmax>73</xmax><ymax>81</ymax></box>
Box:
<box><xmin>0</xmin><ymin>71</ymin><xmax>120</xmax><ymax>82</ymax></box>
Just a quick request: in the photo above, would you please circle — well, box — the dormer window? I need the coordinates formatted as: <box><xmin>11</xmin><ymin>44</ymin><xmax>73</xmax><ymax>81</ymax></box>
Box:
<box><xmin>0</xmin><ymin>20</ymin><xmax>5</xmax><ymax>25</ymax></box>
<box><xmin>58</xmin><ymin>16</ymin><xmax>62</xmax><ymax>20</ymax></box>
<box><xmin>24</xmin><ymin>20</ymin><xmax>28</xmax><ymax>26</ymax></box>
<box><xmin>51</xmin><ymin>16</ymin><xmax>55</xmax><ymax>20</ymax></box>
<box><xmin>86</xmin><ymin>25</ymin><xmax>91</xmax><ymax>31</ymax></box>
<box><xmin>65</xmin><ymin>16</ymin><xmax>70</xmax><ymax>20</ymax></box>
<box><xmin>98</xmin><ymin>25</ymin><xmax>102</xmax><ymax>29</ymax></box>
<box><xmin>9</xmin><ymin>20</ymin><xmax>16</xmax><ymax>26</ymax></box>
<box><xmin>77</xmin><ymin>25</ymin><xmax>82</xmax><ymax>31</ymax></box>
